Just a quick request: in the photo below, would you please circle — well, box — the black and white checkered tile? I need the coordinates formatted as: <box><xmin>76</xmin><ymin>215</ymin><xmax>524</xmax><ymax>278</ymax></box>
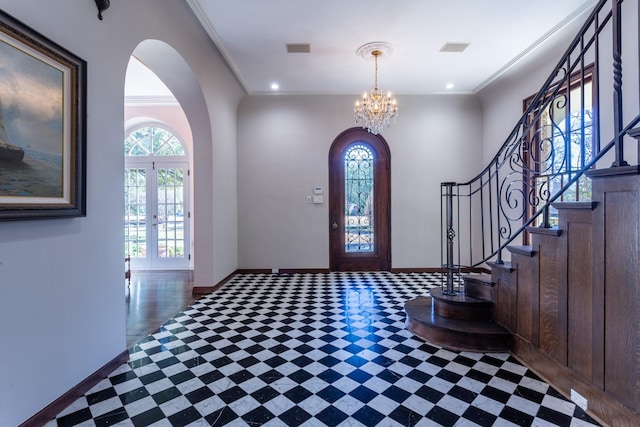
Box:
<box><xmin>48</xmin><ymin>272</ymin><xmax>600</xmax><ymax>426</ymax></box>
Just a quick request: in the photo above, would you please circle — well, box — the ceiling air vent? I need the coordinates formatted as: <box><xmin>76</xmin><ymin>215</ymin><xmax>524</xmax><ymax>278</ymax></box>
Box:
<box><xmin>286</xmin><ymin>43</ymin><xmax>311</xmax><ymax>53</ymax></box>
<box><xmin>439</xmin><ymin>42</ymin><xmax>470</xmax><ymax>53</ymax></box>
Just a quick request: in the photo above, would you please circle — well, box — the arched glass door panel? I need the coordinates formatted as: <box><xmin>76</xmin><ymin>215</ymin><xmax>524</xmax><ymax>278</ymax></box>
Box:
<box><xmin>344</xmin><ymin>144</ymin><xmax>375</xmax><ymax>253</ymax></box>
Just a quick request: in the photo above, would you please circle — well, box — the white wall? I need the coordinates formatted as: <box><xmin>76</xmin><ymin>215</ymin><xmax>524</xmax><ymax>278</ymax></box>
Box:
<box><xmin>0</xmin><ymin>1</ymin><xmax>243</xmax><ymax>425</ymax></box>
<box><xmin>237</xmin><ymin>94</ymin><xmax>482</xmax><ymax>269</ymax></box>
<box><xmin>476</xmin><ymin>8</ymin><xmax>591</xmax><ymax>164</ymax></box>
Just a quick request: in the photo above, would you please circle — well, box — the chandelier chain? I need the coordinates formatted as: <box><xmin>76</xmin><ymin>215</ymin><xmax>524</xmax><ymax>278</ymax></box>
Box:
<box><xmin>374</xmin><ymin>51</ymin><xmax>379</xmax><ymax>88</ymax></box>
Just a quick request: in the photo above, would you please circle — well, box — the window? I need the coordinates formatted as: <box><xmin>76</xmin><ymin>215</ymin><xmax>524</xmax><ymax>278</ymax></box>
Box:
<box><xmin>523</xmin><ymin>65</ymin><xmax>594</xmax><ymax>227</ymax></box>
<box><xmin>125</xmin><ymin>126</ymin><xmax>185</xmax><ymax>157</ymax></box>
<box><xmin>344</xmin><ymin>144</ymin><xmax>374</xmax><ymax>253</ymax></box>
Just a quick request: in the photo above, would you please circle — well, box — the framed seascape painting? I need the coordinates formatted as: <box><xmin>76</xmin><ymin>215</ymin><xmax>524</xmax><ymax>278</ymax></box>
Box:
<box><xmin>0</xmin><ymin>10</ymin><xmax>86</xmax><ymax>220</ymax></box>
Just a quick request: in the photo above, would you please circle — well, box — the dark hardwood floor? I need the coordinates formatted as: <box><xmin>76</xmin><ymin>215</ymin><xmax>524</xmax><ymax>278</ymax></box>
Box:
<box><xmin>126</xmin><ymin>270</ymin><xmax>196</xmax><ymax>348</ymax></box>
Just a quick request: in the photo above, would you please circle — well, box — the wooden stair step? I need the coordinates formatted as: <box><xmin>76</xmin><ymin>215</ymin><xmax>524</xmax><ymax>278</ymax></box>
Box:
<box><xmin>461</xmin><ymin>274</ymin><xmax>494</xmax><ymax>301</ymax></box>
<box><xmin>507</xmin><ymin>245</ymin><xmax>536</xmax><ymax>257</ymax></box>
<box><xmin>430</xmin><ymin>288</ymin><xmax>492</xmax><ymax>321</ymax></box>
<box><xmin>462</xmin><ymin>273</ymin><xmax>492</xmax><ymax>286</ymax></box>
<box><xmin>404</xmin><ymin>296</ymin><xmax>512</xmax><ymax>353</ymax></box>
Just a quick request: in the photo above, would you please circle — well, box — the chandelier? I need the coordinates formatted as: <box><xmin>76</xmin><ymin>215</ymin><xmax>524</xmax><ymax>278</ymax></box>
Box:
<box><xmin>354</xmin><ymin>42</ymin><xmax>398</xmax><ymax>135</ymax></box>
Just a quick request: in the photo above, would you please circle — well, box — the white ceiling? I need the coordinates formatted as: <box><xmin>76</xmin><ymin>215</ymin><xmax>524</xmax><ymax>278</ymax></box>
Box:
<box><xmin>125</xmin><ymin>57</ymin><xmax>175</xmax><ymax>98</ymax></box>
<box><xmin>184</xmin><ymin>0</ymin><xmax>598</xmax><ymax>96</ymax></box>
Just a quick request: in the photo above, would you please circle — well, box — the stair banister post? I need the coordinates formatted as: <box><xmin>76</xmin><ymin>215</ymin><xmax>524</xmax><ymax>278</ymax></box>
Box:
<box><xmin>542</xmin><ymin>204</ymin><xmax>552</xmax><ymax>228</ymax></box>
<box><xmin>611</xmin><ymin>0</ymin><xmax>629</xmax><ymax>167</ymax></box>
<box><xmin>443</xmin><ymin>182</ymin><xmax>456</xmax><ymax>295</ymax></box>
<box><xmin>495</xmin><ymin>169</ymin><xmax>504</xmax><ymax>265</ymax></box>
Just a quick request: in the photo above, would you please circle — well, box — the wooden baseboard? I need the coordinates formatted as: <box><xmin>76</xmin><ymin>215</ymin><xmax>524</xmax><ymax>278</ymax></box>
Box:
<box><xmin>235</xmin><ymin>268</ymin><xmax>331</xmax><ymax>274</ymax></box>
<box><xmin>192</xmin><ymin>270</ymin><xmax>239</xmax><ymax>295</ymax></box>
<box><xmin>20</xmin><ymin>350</ymin><xmax>129</xmax><ymax>427</ymax></box>
<box><xmin>192</xmin><ymin>267</ymin><xmax>462</xmax><ymax>295</ymax></box>
<box><xmin>511</xmin><ymin>335</ymin><xmax>639</xmax><ymax>426</ymax></box>
<box><xmin>392</xmin><ymin>267</ymin><xmax>490</xmax><ymax>274</ymax></box>
<box><xmin>191</xmin><ymin>286</ymin><xmax>221</xmax><ymax>295</ymax></box>
<box><xmin>391</xmin><ymin>267</ymin><xmax>442</xmax><ymax>273</ymax></box>
<box><xmin>391</xmin><ymin>267</ymin><xmax>443</xmax><ymax>273</ymax></box>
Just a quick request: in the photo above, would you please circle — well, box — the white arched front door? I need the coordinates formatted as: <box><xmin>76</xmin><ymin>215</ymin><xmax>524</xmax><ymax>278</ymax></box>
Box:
<box><xmin>124</xmin><ymin>125</ymin><xmax>191</xmax><ymax>269</ymax></box>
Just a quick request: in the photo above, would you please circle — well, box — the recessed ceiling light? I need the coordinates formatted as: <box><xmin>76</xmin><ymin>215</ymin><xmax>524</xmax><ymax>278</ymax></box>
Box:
<box><xmin>446</xmin><ymin>83</ymin><xmax>455</xmax><ymax>89</ymax></box>
<box><xmin>271</xmin><ymin>83</ymin><xmax>279</xmax><ymax>90</ymax></box>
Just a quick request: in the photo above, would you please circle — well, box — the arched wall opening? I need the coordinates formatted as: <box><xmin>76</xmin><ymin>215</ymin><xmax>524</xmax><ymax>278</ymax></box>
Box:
<box><xmin>127</xmin><ymin>39</ymin><xmax>215</xmax><ymax>285</ymax></box>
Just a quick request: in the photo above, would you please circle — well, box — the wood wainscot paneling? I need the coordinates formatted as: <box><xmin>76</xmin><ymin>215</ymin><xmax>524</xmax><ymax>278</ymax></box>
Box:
<box><xmin>500</xmin><ymin>186</ymin><xmax>640</xmax><ymax>424</ymax></box>
<box><xmin>590</xmin><ymin>170</ymin><xmax>640</xmax><ymax>411</ymax></box>
<box><xmin>556</xmin><ymin>203</ymin><xmax>597</xmax><ymax>382</ymax></box>
<box><xmin>489</xmin><ymin>261</ymin><xmax>517</xmax><ymax>333</ymax></box>
<box><xmin>528</xmin><ymin>225</ymin><xmax>565</xmax><ymax>364</ymax></box>
<box><xmin>509</xmin><ymin>246</ymin><xmax>538</xmax><ymax>345</ymax></box>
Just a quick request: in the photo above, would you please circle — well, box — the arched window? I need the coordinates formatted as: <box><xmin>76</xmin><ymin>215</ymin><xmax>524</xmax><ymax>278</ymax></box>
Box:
<box><xmin>125</xmin><ymin>126</ymin><xmax>186</xmax><ymax>157</ymax></box>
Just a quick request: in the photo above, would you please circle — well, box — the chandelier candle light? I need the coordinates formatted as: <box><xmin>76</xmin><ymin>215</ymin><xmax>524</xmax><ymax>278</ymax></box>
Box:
<box><xmin>354</xmin><ymin>42</ymin><xmax>398</xmax><ymax>135</ymax></box>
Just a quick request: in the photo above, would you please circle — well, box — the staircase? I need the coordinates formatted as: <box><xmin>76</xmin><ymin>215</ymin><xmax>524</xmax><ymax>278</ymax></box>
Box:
<box><xmin>404</xmin><ymin>0</ymin><xmax>640</xmax><ymax>424</ymax></box>
<box><xmin>405</xmin><ymin>275</ymin><xmax>511</xmax><ymax>352</ymax></box>
<box><xmin>406</xmin><ymin>151</ymin><xmax>640</xmax><ymax>427</ymax></box>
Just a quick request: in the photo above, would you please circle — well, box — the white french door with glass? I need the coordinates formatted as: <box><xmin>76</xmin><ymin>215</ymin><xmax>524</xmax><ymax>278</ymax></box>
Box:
<box><xmin>125</xmin><ymin>159</ymin><xmax>191</xmax><ymax>269</ymax></box>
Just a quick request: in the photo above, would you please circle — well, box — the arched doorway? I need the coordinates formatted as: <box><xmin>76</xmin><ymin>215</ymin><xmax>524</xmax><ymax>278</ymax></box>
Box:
<box><xmin>129</xmin><ymin>39</ymin><xmax>215</xmax><ymax>286</ymax></box>
<box><xmin>328</xmin><ymin>128</ymin><xmax>391</xmax><ymax>271</ymax></box>
<box><xmin>124</xmin><ymin>125</ymin><xmax>191</xmax><ymax>269</ymax></box>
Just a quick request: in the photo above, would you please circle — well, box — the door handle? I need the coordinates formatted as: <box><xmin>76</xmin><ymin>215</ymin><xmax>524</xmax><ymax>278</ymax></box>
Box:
<box><xmin>332</xmin><ymin>221</ymin><xmax>338</xmax><ymax>230</ymax></box>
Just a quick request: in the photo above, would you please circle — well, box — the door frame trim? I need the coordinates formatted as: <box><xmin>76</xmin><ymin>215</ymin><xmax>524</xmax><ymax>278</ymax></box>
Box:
<box><xmin>328</xmin><ymin>127</ymin><xmax>391</xmax><ymax>271</ymax></box>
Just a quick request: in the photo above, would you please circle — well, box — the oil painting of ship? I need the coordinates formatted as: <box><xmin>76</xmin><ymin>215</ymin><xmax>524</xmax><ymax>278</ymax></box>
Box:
<box><xmin>0</xmin><ymin>141</ymin><xmax>25</xmax><ymax>163</ymax></box>
<box><xmin>0</xmin><ymin>109</ymin><xmax>25</xmax><ymax>163</ymax></box>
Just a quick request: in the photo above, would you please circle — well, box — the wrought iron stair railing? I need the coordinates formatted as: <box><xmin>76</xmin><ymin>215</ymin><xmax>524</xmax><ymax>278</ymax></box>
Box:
<box><xmin>441</xmin><ymin>0</ymin><xmax>640</xmax><ymax>293</ymax></box>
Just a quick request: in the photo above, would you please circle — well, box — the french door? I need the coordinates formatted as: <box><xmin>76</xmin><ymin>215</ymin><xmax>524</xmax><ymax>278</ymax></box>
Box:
<box><xmin>328</xmin><ymin>128</ymin><xmax>391</xmax><ymax>271</ymax></box>
<box><xmin>125</xmin><ymin>161</ymin><xmax>190</xmax><ymax>269</ymax></box>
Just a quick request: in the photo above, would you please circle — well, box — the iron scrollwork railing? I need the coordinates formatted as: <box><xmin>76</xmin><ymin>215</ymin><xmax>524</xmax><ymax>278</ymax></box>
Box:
<box><xmin>441</xmin><ymin>0</ymin><xmax>640</xmax><ymax>293</ymax></box>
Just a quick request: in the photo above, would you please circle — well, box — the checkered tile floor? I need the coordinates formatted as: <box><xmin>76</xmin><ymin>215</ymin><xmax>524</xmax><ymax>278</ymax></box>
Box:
<box><xmin>48</xmin><ymin>272</ymin><xmax>601</xmax><ymax>426</ymax></box>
